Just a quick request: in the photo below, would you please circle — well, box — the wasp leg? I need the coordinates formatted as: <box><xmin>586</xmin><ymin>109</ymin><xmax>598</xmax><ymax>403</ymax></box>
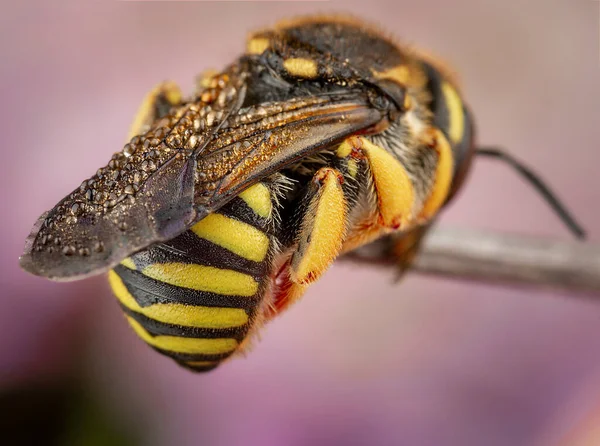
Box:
<box><xmin>127</xmin><ymin>81</ymin><xmax>182</xmax><ymax>141</ymax></box>
<box><xmin>345</xmin><ymin>223</ymin><xmax>433</xmax><ymax>282</ymax></box>
<box><xmin>387</xmin><ymin>223</ymin><xmax>433</xmax><ymax>281</ymax></box>
<box><xmin>267</xmin><ymin>166</ymin><xmax>352</xmax><ymax>317</ymax></box>
<box><xmin>195</xmin><ymin>68</ymin><xmax>219</xmax><ymax>93</ymax></box>
<box><xmin>265</xmin><ymin>167</ymin><xmax>347</xmax><ymax>317</ymax></box>
<box><xmin>289</xmin><ymin>167</ymin><xmax>348</xmax><ymax>286</ymax></box>
<box><xmin>336</xmin><ymin>136</ymin><xmax>415</xmax><ymax>230</ymax></box>
<box><xmin>390</xmin><ymin>224</ymin><xmax>431</xmax><ymax>275</ymax></box>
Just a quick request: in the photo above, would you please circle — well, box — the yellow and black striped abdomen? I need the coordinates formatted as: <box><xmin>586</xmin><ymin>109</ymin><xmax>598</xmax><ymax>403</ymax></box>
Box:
<box><xmin>109</xmin><ymin>183</ymin><xmax>275</xmax><ymax>372</ymax></box>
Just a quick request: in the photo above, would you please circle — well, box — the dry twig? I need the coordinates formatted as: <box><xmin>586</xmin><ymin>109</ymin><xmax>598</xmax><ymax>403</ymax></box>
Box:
<box><xmin>343</xmin><ymin>227</ymin><xmax>600</xmax><ymax>295</ymax></box>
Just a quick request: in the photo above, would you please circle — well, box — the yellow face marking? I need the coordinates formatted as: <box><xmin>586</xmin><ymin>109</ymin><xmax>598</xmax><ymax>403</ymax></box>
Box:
<box><xmin>247</xmin><ymin>37</ymin><xmax>270</xmax><ymax>55</ymax></box>
<box><xmin>142</xmin><ymin>263</ymin><xmax>259</xmax><ymax>297</ymax></box>
<box><xmin>291</xmin><ymin>168</ymin><xmax>347</xmax><ymax>285</ymax></box>
<box><xmin>127</xmin><ymin>317</ymin><xmax>237</xmax><ymax>355</ymax></box>
<box><xmin>360</xmin><ymin>137</ymin><xmax>414</xmax><ymax>229</ymax></box>
<box><xmin>120</xmin><ymin>258</ymin><xmax>136</xmax><ymax>270</ymax></box>
<box><xmin>418</xmin><ymin>129</ymin><xmax>454</xmax><ymax>221</ymax></box>
<box><xmin>238</xmin><ymin>183</ymin><xmax>272</xmax><ymax>218</ymax></box>
<box><xmin>283</xmin><ymin>58</ymin><xmax>318</xmax><ymax>79</ymax></box>
<box><xmin>373</xmin><ymin>65</ymin><xmax>410</xmax><ymax>85</ymax></box>
<box><xmin>191</xmin><ymin>213</ymin><xmax>270</xmax><ymax>263</ymax></box>
<box><xmin>109</xmin><ymin>271</ymin><xmax>249</xmax><ymax>329</ymax></box>
<box><xmin>441</xmin><ymin>82</ymin><xmax>465</xmax><ymax>144</ymax></box>
<box><xmin>128</xmin><ymin>81</ymin><xmax>181</xmax><ymax>141</ymax></box>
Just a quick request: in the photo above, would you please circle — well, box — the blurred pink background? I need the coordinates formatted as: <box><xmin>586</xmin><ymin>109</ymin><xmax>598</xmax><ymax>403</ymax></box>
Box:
<box><xmin>2</xmin><ymin>1</ymin><xmax>599</xmax><ymax>445</ymax></box>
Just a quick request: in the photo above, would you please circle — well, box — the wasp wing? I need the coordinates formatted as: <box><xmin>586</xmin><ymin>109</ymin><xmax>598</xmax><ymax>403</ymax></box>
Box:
<box><xmin>20</xmin><ymin>154</ymin><xmax>200</xmax><ymax>280</ymax></box>
<box><xmin>20</xmin><ymin>69</ymin><xmax>247</xmax><ymax>281</ymax></box>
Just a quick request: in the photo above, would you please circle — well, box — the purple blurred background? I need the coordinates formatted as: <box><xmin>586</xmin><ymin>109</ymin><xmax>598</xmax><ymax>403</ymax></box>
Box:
<box><xmin>2</xmin><ymin>1</ymin><xmax>599</xmax><ymax>445</ymax></box>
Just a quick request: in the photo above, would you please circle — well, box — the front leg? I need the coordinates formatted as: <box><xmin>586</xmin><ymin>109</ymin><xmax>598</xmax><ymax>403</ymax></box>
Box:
<box><xmin>289</xmin><ymin>167</ymin><xmax>348</xmax><ymax>285</ymax></box>
<box><xmin>337</xmin><ymin>136</ymin><xmax>415</xmax><ymax>230</ymax></box>
<box><xmin>127</xmin><ymin>81</ymin><xmax>182</xmax><ymax>140</ymax></box>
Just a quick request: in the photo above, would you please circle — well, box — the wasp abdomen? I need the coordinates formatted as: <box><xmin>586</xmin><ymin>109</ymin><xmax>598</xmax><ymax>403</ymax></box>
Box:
<box><xmin>109</xmin><ymin>183</ymin><xmax>275</xmax><ymax>372</ymax></box>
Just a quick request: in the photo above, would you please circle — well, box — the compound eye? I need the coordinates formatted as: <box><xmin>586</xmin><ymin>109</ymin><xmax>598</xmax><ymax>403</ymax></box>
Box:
<box><xmin>369</xmin><ymin>93</ymin><xmax>390</xmax><ymax>111</ymax></box>
<box><xmin>373</xmin><ymin>79</ymin><xmax>408</xmax><ymax>112</ymax></box>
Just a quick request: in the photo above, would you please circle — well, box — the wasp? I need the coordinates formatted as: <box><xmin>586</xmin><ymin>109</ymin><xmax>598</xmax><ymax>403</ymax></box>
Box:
<box><xmin>20</xmin><ymin>16</ymin><xmax>585</xmax><ymax>372</ymax></box>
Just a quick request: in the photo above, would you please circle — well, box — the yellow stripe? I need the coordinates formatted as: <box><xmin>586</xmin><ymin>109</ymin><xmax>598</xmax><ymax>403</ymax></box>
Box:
<box><xmin>238</xmin><ymin>183</ymin><xmax>272</xmax><ymax>218</ymax></box>
<box><xmin>283</xmin><ymin>58</ymin><xmax>318</xmax><ymax>79</ymax></box>
<box><xmin>120</xmin><ymin>258</ymin><xmax>136</xmax><ymax>270</ymax></box>
<box><xmin>441</xmin><ymin>82</ymin><xmax>465</xmax><ymax>144</ymax></box>
<box><xmin>109</xmin><ymin>271</ymin><xmax>249</xmax><ymax>329</ymax></box>
<box><xmin>126</xmin><ymin>317</ymin><xmax>237</xmax><ymax>355</ymax></box>
<box><xmin>142</xmin><ymin>263</ymin><xmax>258</xmax><ymax>297</ymax></box>
<box><xmin>191</xmin><ymin>213</ymin><xmax>270</xmax><ymax>262</ymax></box>
<box><xmin>418</xmin><ymin>129</ymin><xmax>454</xmax><ymax>221</ymax></box>
<box><xmin>247</xmin><ymin>37</ymin><xmax>270</xmax><ymax>55</ymax></box>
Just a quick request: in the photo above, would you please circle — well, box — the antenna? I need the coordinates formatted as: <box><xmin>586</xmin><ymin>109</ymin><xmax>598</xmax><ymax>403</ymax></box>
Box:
<box><xmin>476</xmin><ymin>147</ymin><xmax>586</xmax><ymax>239</ymax></box>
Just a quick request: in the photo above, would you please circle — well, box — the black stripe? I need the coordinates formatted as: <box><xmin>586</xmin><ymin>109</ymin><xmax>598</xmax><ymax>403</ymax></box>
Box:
<box><xmin>114</xmin><ymin>265</ymin><xmax>262</xmax><ymax>310</ymax></box>
<box><xmin>121</xmin><ymin>304</ymin><xmax>251</xmax><ymax>342</ymax></box>
<box><xmin>218</xmin><ymin>197</ymin><xmax>273</xmax><ymax>233</ymax></box>
<box><xmin>178</xmin><ymin>362</ymin><xmax>219</xmax><ymax>373</ymax></box>
<box><xmin>130</xmin><ymin>230</ymin><xmax>269</xmax><ymax>277</ymax></box>
<box><xmin>150</xmin><ymin>346</ymin><xmax>235</xmax><ymax>363</ymax></box>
